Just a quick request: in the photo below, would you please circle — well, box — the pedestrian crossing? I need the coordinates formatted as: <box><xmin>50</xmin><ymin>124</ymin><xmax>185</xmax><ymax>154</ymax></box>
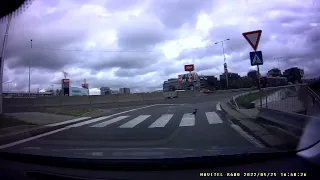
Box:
<box><xmin>78</xmin><ymin>111</ymin><xmax>224</xmax><ymax>129</ymax></box>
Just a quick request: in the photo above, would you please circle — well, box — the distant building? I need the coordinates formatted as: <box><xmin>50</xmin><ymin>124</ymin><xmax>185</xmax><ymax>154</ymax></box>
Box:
<box><xmin>177</xmin><ymin>72</ymin><xmax>201</xmax><ymax>91</ymax></box>
<box><xmin>2</xmin><ymin>92</ymin><xmax>53</xmax><ymax>98</ymax></box>
<box><xmin>110</xmin><ymin>90</ymin><xmax>119</xmax><ymax>94</ymax></box>
<box><xmin>199</xmin><ymin>75</ymin><xmax>218</xmax><ymax>90</ymax></box>
<box><xmin>220</xmin><ymin>72</ymin><xmax>241</xmax><ymax>89</ymax></box>
<box><xmin>163</xmin><ymin>74</ymin><xmax>217</xmax><ymax>91</ymax></box>
<box><xmin>163</xmin><ymin>78</ymin><xmax>179</xmax><ymax>92</ymax></box>
<box><xmin>100</xmin><ymin>87</ymin><xmax>111</xmax><ymax>95</ymax></box>
<box><xmin>260</xmin><ymin>76</ymin><xmax>288</xmax><ymax>88</ymax></box>
<box><xmin>119</xmin><ymin>87</ymin><xmax>130</xmax><ymax>94</ymax></box>
<box><xmin>69</xmin><ymin>87</ymin><xmax>89</xmax><ymax>96</ymax></box>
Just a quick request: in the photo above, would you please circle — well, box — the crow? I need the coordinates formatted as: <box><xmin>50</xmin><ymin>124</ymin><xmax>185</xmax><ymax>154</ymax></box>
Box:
<box><xmin>191</xmin><ymin>109</ymin><xmax>197</xmax><ymax>115</ymax></box>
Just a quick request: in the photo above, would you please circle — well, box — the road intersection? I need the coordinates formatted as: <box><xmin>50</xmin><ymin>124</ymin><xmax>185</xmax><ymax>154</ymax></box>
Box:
<box><xmin>0</xmin><ymin>100</ymin><xmax>263</xmax><ymax>155</ymax></box>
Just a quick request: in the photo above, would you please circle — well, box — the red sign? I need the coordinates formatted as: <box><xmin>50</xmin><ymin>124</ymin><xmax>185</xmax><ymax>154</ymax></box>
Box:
<box><xmin>242</xmin><ymin>30</ymin><xmax>262</xmax><ymax>51</ymax></box>
<box><xmin>184</xmin><ymin>64</ymin><xmax>194</xmax><ymax>72</ymax></box>
<box><xmin>82</xmin><ymin>83</ymin><xmax>89</xmax><ymax>89</ymax></box>
<box><xmin>62</xmin><ymin>79</ymin><xmax>70</xmax><ymax>83</ymax></box>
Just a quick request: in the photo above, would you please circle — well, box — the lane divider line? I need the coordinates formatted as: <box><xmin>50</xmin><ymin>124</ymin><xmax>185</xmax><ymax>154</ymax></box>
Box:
<box><xmin>0</xmin><ymin>127</ymin><xmax>69</xmax><ymax>150</ymax></box>
<box><xmin>67</xmin><ymin>104</ymin><xmax>157</xmax><ymax>128</ymax></box>
<box><xmin>0</xmin><ymin>105</ymin><xmax>158</xmax><ymax>149</ymax></box>
<box><xmin>45</xmin><ymin>117</ymin><xmax>91</xmax><ymax>127</ymax></box>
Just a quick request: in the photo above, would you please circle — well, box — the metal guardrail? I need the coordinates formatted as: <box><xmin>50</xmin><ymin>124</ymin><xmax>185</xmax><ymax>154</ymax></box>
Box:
<box><xmin>231</xmin><ymin>84</ymin><xmax>308</xmax><ymax>113</ymax></box>
<box><xmin>308</xmin><ymin>87</ymin><xmax>320</xmax><ymax>104</ymax></box>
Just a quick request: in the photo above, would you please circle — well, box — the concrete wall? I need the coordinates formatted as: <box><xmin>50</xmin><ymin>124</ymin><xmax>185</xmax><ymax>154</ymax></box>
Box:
<box><xmin>177</xmin><ymin>91</ymin><xmax>196</xmax><ymax>98</ymax></box>
<box><xmin>33</xmin><ymin>97</ymin><xmax>61</xmax><ymax>107</ymax></box>
<box><xmin>89</xmin><ymin>95</ymin><xmax>118</xmax><ymax>104</ymax></box>
<box><xmin>60</xmin><ymin>96</ymin><xmax>91</xmax><ymax>106</ymax></box>
<box><xmin>117</xmin><ymin>93</ymin><xmax>143</xmax><ymax>102</ymax></box>
<box><xmin>142</xmin><ymin>92</ymin><xmax>164</xmax><ymax>101</ymax></box>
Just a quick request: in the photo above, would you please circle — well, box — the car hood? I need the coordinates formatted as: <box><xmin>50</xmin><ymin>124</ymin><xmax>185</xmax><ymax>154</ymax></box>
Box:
<box><xmin>2</xmin><ymin>146</ymin><xmax>279</xmax><ymax>159</ymax></box>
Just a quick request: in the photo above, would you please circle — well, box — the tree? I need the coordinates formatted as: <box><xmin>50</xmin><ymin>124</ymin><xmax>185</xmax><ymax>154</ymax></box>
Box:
<box><xmin>247</xmin><ymin>70</ymin><xmax>260</xmax><ymax>86</ymax></box>
<box><xmin>241</xmin><ymin>76</ymin><xmax>254</xmax><ymax>88</ymax></box>
<box><xmin>268</xmin><ymin>68</ymin><xmax>282</xmax><ymax>77</ymax></box>
<box><xmin>247</xmin><ymin>70</ymin><xmax>260</xmax><ymax>80</ymax></box>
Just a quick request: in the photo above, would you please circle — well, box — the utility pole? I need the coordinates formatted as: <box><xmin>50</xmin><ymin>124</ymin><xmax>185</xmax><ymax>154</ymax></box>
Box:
<box><xmin>29</xmin><ymin>39</ymin><xmax>32</xmax><ymax>98</ymax></box>
<box><xmin>215</xmin><ymin>39</ymin><xmax>230</xmax><ymax>89</ymax></box>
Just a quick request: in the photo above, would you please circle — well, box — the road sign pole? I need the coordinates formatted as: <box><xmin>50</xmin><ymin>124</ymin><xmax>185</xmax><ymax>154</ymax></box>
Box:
<box><xmin>257</xmin><ymin>64</ymin><xmax>262</xmax><ymax>107</ymax></box>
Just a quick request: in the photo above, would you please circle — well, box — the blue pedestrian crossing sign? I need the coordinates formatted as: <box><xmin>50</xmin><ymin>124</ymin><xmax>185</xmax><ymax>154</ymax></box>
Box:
<box><xmin>250</xmin><ymin>51</ymin><xmax>263</xmax><ymax>66</ymax></box>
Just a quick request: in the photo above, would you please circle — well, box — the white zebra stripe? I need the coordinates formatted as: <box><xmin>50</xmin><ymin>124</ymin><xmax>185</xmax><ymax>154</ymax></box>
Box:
<box><xmin>205</xmin><ymin>112</ymin><xmax>223</xmax><ymax>124</ymax></box>
<box><xmin>90</xmin><ymin>116</ymin><xmax>129</xmax><ymax>127</ymax></box>
<box><xmin>179</xmin><ymin>113</ymin><xmax>195</xmax><ymax>127</ymax></box>
<box><xmin>45</xmin><ymin>117</ymin><xmax>91</xmax><ymax>127</ymax></box>
<box><xmin>148</xmin><ymin>114</ymin><xmax>174</xmax><ymax>128</ymax></box>
<box><xmin>119</xmin><ymin>115</ymin><xmax>151</xmax><ymax>128</ymax></box>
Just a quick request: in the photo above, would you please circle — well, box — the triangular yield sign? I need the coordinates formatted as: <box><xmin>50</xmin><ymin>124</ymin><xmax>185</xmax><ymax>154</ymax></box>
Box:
<box><xmin>242</xmin><ymin>30</ymin><xmax>262</xmax><ymax>51</ymax></box>
<box><xmin>252</xmin><ymin>54</ymin><xmax>262</xmax><ymax>64</ymax></box>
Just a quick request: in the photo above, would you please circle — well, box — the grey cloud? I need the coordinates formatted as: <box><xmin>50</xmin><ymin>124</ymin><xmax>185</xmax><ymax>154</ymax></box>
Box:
<box><xmin>104</xmin><ymin>0</ymin><xmax>142</xmax><ymax>11</ymax></box>
<box><xmin>3</xmin><ymin>7</ymin><xmax>90</xmax><ymax>70</ymax></box>
<box><xmin>3</xmin><ymin>67</ymin><xmax>58</xmax><ymax>92</ymax></box>
<box><xmin>116</xmin><ymin>16</ymin><xmax>176</xmax><ymax>49</ymax></box>
<box><xmin>149</xmin><ymin>0</ymin><xmax>213</xmax><ymax>29</ymax></box>
<box><xmin>114</xmin><ymin>68</ymin><xmax>155</xmax><ymax>77</ymax></box>
<box><xmin>6</xmin><ymin>50</ymin><xmax>78</xmax><ymax>70</ymax></box>
<box><xmin>177</xmin><ymin>25</ymin><xmax>251</xmax><ymax>61</ymax></box>
<box><xmin>3</xmin><ymin>0</ymin><xmax>320</xmax><ymax>93</ymax></box>
<box><xmin>87</xmin><ymin>51</ymin><xmax>164</xmax><ymax>71</ymax></box>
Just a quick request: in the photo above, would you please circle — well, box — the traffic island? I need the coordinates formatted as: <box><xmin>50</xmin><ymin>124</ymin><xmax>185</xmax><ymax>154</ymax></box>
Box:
<box><xmin>0</xmin><ymin>113</ymin><xmax>92</xmax><ymax>146</ymax></box>
<box><xmin>44</xmin><ymin>107</ymin><xmax>99</xmax><ymax>117</ymax></box>
<box><xmin>220</xmin><ymin>101</ymin><xmax>298</xmax><ymax>150</ymax></box>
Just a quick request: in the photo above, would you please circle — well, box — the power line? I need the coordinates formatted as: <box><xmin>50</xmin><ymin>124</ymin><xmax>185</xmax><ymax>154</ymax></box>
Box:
<box><xmin>31</xmin><ymin>43</ymin><xmax>219</xmax><ymax>53</ymax></box>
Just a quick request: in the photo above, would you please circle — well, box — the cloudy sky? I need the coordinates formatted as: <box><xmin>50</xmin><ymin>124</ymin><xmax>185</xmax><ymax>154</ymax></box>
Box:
<box><xmin>0</xmin><ymin>0</ymin><xmax>319</xmax><ymax>94</ymax></box>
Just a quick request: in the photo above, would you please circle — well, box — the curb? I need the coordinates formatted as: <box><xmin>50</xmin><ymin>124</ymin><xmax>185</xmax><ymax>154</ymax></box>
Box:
<box><xmin>219</xmin><ymin>102</ymin><xmax>270</xmax><ymax>148</ymax></box>
<box><xmin>221</xmin><ymin>102</ymin><xmax>301</xmax><ymax>150</ymax></box>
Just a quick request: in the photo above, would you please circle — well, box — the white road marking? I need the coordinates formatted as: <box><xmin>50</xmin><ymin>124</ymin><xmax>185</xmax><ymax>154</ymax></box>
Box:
<box><xmin>90</xmin><ymin>116</ymin><xmax>128</xmax><ymax>128</ymax></box>
<box><xmin>0</xmin><ymin>104</ymin><xmax>164</xmax><ymax>149</ymax></box>
<box><xmin>67</xmin><ymin>105</ymin><xmax>157</xmax><ymax>128</ymax></box>
<box><xmin>45</xmin><ymin>117</ymin><xmax>91</xmax><ymax>127</ymax></box>
<box><xmin>119</xmin><ymin>115</ymin><xmax>151</xmax><ymax>128</ymax></box>
<box><xmin>216</xmin><ymin>102</ymin><xmax>222</xmax><ymax>111</ymax></box>
<box><xmin>230</xmin><ymin>124</ymin><xmax>265</xmax><ymax>148</ymax></box>
<box><xmin>205</xmin><ymin>112</ymin><xmax>223</xmax><ymax>124</ymax></box>
<box><xmin>148</xmin><ymin>114</ymin><xmax>174</xmax><ymax>128</ymax></box>
<box><xmin>179</xmin><ymin>113</ymin><xmax>195</xmax><ymax>127</ymax></box>
<box><xmin>67</xmin><ymin>116</ymin><xmax>112</xmax><ymax>128</ymax></box>
<box><xmin>0</xmin><ymin>127</ymin><xmax>69</xmax><ymax>150</ymax></box>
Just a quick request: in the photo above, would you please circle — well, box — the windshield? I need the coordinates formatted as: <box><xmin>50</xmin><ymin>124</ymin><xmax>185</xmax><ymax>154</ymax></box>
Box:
<box><xmin>0</xmin><ymin>0</ymin><xmax>319</xmax><ymax>160</ymax></box>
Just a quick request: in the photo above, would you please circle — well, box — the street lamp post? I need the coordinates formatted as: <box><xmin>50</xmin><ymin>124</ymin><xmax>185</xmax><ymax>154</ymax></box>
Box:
<box><xmin>29</xmin><ymin>39</ymin><xmax>32</xmax><ymax>98</ymax></box>
<box><xmin>215</xmin><ymin>39</ymin><xmax>230</xmax><ymax>89</ymax></box>
<box><xmin>274</xmin><ymin>57</ymin><xmax>283</xmax><ymax>70</ymax></box>
<box><xmin>0</xmin><ymin>15</ymin><xmax>12</xmax><ymax>114</ymax></box>
<box><xmin>3</xmin><ymin>80</ymin><xmax>14</xmax><ymax>92</ymax></box>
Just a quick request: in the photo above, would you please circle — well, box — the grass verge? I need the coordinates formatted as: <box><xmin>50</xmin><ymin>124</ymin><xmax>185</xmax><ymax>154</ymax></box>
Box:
<box><xmin>45</xmin><ymin>107</ymin><xmax>97</xmax><ymax>117</ymax></box>
<box><xmin>236</xmin><ymin>89</ymin><xmax>278</xmax><ymax>109</ymax></box>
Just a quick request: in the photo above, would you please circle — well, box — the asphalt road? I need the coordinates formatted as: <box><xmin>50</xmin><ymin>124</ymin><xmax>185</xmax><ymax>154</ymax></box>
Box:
<box><xmin>1</xmin><ymin>100</ymin><xmax>261</xmax><ymax>156</ymax></box>
<box><xmin>3</xmin><ymin>91</ymin><xmax>247</xmax><ymax>113</ymax></box>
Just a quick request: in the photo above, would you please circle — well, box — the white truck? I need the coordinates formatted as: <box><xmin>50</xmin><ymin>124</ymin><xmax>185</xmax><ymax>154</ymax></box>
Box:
<box><xmin>163</xmin><ymin>91</ymin><xmax>179</xmax><ymax>99</ymax></box>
